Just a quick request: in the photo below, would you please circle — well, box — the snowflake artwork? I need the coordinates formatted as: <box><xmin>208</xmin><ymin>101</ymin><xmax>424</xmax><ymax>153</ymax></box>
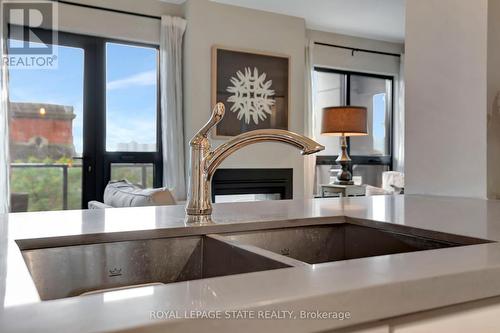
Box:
<box><xmin>226</xmin><ymin>67</ymin><xmax>275</xmax><ymax>125</ymax></box>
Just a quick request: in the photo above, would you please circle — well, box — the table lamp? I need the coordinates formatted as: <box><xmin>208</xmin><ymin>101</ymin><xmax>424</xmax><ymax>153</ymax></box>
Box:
<box><xmin>321</xmin><ymin>106</ymin><xmax>368</xmax><ymax>185</ymax></box>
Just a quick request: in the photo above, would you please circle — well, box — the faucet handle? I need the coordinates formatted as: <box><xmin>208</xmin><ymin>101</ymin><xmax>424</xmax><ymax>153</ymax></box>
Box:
<box><xmin>196</xmin><ymin>103</ymin><xmax>225</xmax><ymax>138</ymax></box>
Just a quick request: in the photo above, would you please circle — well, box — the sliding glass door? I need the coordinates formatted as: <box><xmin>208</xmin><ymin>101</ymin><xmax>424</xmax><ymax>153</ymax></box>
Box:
<box><xmin>7</xmin><ymin>29</ymin><xmax>161</xmax><ymax>211</ymax></box>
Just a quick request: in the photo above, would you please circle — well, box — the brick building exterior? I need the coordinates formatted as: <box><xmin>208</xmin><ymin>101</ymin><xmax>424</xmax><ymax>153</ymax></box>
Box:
<box><xmin>9</xmin><ymin>102</ymin><xmax>76</xmax><ymax>161</ymax></box>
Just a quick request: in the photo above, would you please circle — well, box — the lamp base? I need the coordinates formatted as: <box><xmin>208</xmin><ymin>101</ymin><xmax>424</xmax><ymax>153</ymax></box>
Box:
<box><xmin>335</xmin><ymin>135</ymin><xmax>354</xmax><ymax>185</ymax></box>
<box><xmin>334</xmin><ymin>160</ymin><xmax>354</xmax><ymax>185</ymax></box>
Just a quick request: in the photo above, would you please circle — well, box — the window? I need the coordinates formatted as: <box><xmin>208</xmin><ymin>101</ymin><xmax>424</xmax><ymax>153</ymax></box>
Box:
<box><xmin>8</xmin><ymin>38</ymin><xmax>85</xmax><ymax>212</ymax></box>
<box><xmin>8</xmin><ymin>28</ymin><xmax>161</xmax><ymax>211</ymax></box>
<box><xmin>105</xmin><ymin>43</ymin><xmax>158</xmax><ymax>152</ymax></box>
<box><xmin>349</xmin><ymin>75</ymin><xmax>392</xmax><ymax>156</ymax></box>
<box><xmin>110</xmin><ymin>163</ymin><xmax>154</xmax><ymax>188</ymax></box>
<box><xmin>313</xmin><ymin>68</ymin><xmax>393</xmax><ymax>188</ymax></box>
<box><xmin>102</xmin><ymin>41</ymin><xmax>162</xmax><ymax>205</ymax></box>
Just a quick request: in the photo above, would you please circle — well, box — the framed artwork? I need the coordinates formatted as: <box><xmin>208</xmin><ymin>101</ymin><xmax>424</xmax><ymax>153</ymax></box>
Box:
<box><xmin>211</xmin><ymin>46</ymin><xmax>290</xmax><ymax>138</ymax></box>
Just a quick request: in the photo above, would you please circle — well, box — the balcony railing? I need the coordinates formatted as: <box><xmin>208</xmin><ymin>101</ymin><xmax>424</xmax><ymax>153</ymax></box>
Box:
<box><xmin>11</xmin><ymin>163</ymin><xmax>82</xmax><ymax>211</ymax></box>
<box><xmin>10</xmin><ymin>163</ymin><xmax>152</xmax><ymax>212</ymax></box>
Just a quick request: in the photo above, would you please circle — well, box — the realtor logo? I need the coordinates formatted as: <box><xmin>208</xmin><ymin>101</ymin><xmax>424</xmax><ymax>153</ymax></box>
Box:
<box><xmin>1</xmin><ymin>0</ymin><xmax>58</xmax><ymax>68</ymax></box>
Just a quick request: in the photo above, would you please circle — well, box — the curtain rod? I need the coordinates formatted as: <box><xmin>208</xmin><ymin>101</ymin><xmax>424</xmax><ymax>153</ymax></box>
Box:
<box><xmin>314</xmin><ymin>41</ymin><xmax>401</xmax><ymax>58</ymax></box>
<box><xmin>50</xmin><ymin>0</ymin><xmax>162</xmax><ymax>20</ymax></box>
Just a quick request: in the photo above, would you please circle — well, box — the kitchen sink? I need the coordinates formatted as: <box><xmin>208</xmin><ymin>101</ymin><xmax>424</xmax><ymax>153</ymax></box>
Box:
<box><xmin>20</xmin><ymin>221</ymin><xmax>490</xmax><ymax>301</ymax></box>
<box><xmin>220</xmin><ymin>223</ymin><xmax>485</xmax><ymax>265</ymax></box>
<box><xmin>20</xmin><ymin>235</ymin><xmax>292</xmax><ymax>300</ymax></box>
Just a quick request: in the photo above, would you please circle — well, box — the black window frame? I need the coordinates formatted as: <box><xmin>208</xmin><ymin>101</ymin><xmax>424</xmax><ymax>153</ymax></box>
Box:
<box><xmin>314</xmin><ymin>67</ymin><xmax>394</xmax><ymax>171</ymax></box>
<box><xmin>7</xmin><ymin>26</ymin><xmax>163</xmax><ymax>207</ymax></box>
<box><xmin>102</xmin><ymin>39</ymin><xmax>163</xmax><ymax>202</ymax></box>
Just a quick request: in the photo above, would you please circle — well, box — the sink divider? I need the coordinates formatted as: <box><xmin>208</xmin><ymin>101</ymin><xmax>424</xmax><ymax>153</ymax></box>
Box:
<box><xmin>207</xmin><ymin>234</ymin><xmax>309</xmax><ymax>268</ymax></box>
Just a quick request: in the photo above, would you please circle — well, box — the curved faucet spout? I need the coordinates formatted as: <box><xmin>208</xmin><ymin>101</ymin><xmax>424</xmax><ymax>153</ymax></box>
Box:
<box><xmin>185</xmin><ymin>103</ymin><xmax>325</xmax><ymax>221</ymax></box>
<box><xmin>206</xmin><ymin>129</ymin><xmax>324</xmax><ymax>180</ymax></box>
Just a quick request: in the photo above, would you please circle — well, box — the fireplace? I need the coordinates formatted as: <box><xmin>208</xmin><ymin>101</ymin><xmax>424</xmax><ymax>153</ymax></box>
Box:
<box><xmin>211</xmin><ymin>169</ymin><xmax>293</xmax><ymax>203</ymax></box>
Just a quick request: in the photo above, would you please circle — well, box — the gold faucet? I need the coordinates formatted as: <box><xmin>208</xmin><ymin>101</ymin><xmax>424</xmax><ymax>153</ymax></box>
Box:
<box><xmin>185</xmin><ymin>103</ymin><xmax>325</xmax><ymax>220</ymax></box>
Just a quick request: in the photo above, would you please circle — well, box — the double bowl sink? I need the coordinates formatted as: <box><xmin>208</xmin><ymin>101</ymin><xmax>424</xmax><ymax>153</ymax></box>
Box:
<box><xmin>19</xmin><ymin>220</ymin><xmax>489</xmax><ymax>301</ymax></box>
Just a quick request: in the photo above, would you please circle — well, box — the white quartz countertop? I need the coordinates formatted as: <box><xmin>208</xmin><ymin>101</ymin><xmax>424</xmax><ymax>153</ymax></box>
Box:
<box><xmin>2</xmin><ymin>195</ymin><xmax>500</xmax><ymax>332</ymax></box>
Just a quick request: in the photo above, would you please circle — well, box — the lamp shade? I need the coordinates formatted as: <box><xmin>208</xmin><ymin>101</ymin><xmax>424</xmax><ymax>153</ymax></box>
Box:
<box><xmin>321</xmin><ymin>106</ymin><xmax>368</xmax><ymax>136</ymax></box>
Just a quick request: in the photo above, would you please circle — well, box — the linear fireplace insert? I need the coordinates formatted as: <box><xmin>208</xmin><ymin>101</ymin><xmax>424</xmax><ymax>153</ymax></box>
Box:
<box><xmin>211</xmin><ymin>169</ymin><xmax>293</xmax><ymax>203</ymax></box>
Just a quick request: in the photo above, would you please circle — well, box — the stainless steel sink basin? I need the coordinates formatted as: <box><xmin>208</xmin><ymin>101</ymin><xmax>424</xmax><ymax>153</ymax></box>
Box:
<box><xmin>221</xmin><ymin>224</ymin><xmax>481</xmax><ymax>265</ymax></box>
<box><xmin>21</xmin><ymin>235</ymin><xmax>291</xmax><ymax>300</ymax></box>
<box><xmin>20</xmin><ymin>221</ymin><xmax>490</xmax><ymax>301</ymax></box>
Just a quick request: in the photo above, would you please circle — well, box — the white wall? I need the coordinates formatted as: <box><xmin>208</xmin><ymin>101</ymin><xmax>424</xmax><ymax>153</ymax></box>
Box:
<box><xmin>405</xmin><ymin>0</ymin><xmax>489</xmax><ymax>198</ymax></box>
<box><xmin>487</xmin><ymin>0</ymin><xmax>500</xmax><ymax>199</ymax></box>
<box><xmin>51</xmin><ymin>0</ymin><xmax>182</xmax><ymax>44</ymax></box>
<box><xmin>65</xmin><ymin>0</ymin><xmax>183</xmax><ymax>17</ymax></box>
<box><xmin>308</xmin><ymin>30</ymin><xmax>403</xmax><ymax>76</ymax></box>
<box><xmin>183</xmin><ymin>0</ymin><xmax>308</xmax><ymax>198</ymax></box>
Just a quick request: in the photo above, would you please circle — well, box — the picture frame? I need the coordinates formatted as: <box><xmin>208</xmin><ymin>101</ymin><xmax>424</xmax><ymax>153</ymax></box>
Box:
<box><xmin>211</xmin><ymin>46</ymin><xmax>290</xmax><ymax>138</ymax></box>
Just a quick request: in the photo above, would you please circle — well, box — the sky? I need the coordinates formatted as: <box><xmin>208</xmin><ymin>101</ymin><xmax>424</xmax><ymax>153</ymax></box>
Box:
<box><xmin>8</xmin><ymin>41</ymin><xmax>158</xmax><ymax>156</ymax></box>
<box><xmin>373</xmin><ymin>93</ymin><xmax>387</xmax><ymax>154</ymax></box>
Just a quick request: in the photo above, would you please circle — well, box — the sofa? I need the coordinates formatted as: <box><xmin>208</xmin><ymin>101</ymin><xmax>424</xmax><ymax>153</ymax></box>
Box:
<box><xmin>88</xmin><ymin>180</ymin><xmax>177</xmax><ymax>209</ymax></box>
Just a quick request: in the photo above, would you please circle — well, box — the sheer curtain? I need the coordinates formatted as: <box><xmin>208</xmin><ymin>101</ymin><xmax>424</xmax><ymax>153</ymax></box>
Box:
<box><xmin>0</xmin><ymin>1</ymin><xmax>9</xmax><ymax>213</ymax></box>
<box><xmin>304</xmin><ymin>40</ymin><xmax>317</xmax><ymax>198</ymax></box>
<box><xmin>393</xmin><ymin>53</ymin><xmax>405</xmax><ymax>172</ymax></box>
<box><xmin>160</xmin><ymin>16</ymin><xmax>187</xmax><ymax>200</ymax></box>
